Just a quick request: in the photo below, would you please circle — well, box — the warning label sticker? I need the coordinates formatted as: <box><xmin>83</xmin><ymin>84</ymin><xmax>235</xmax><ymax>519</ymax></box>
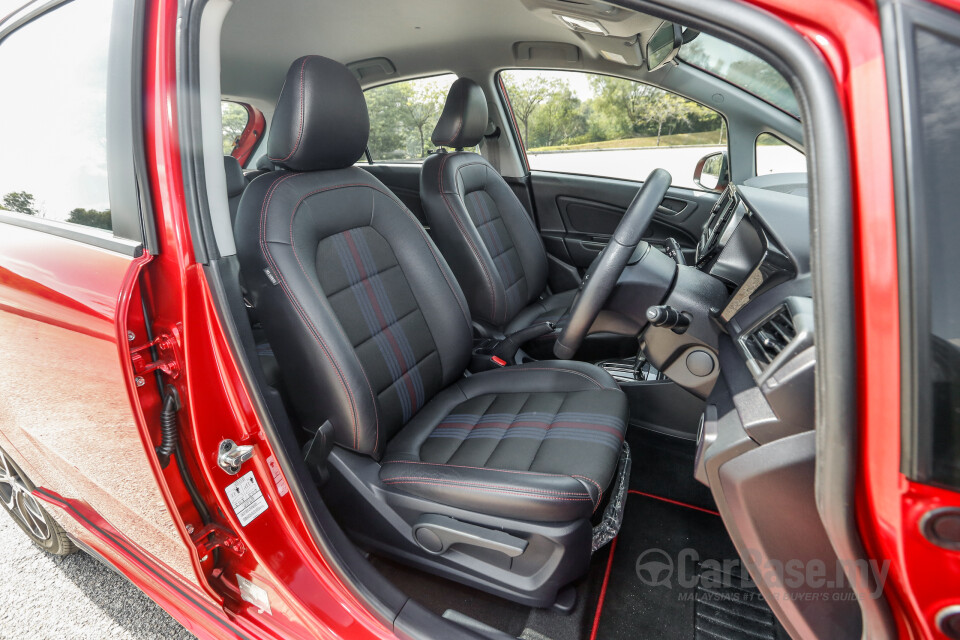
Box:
<box><xmin>265</xmin><ymin>455</ymin><xmax>289</xmax><ymax>497</ymax></box>
<box><xmin>226</xmin><ymin>471</ymin><xmax>268</xmax><ymax>527</ymax></box>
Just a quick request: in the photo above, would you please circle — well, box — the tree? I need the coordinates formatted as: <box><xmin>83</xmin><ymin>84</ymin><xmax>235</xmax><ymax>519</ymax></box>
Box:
<box><xmin>2</xmin><ymin>191</ymin><xmax>39</xmax><ymax>216</ymax></box>
<box><xmin>528</xmin><ymin>86</ymin><xmax>587</xmax><ymax>148</ymax></box>
<box><xmin>502</xmin><ymin>76</ymin><xmax>568</xmax><ymax>144</ymax></box>
<box><xmin>637</xmin><ymin>89</ymin><xmax>696</xmax><ymax>145</ymax></box>
<box><xmin>221</xmin><ymin>102</ymin><xmax>249</xmax><ymax>155</ymax></box>
<box><xmin>67</xmin><ymin>208</ymin><xmax>111</xmax><ymax>231</ymax></box>
<box><xmin>398</xmin><ymin>84</ymin><xmax>446</xmax><ymax>157</ymax></box>
<box><xmin>589</xmin><ymin>78</ymin><xmax>699</xmax><ymax>145</ymax></box>
<box><xmin>365</xmin><ymin>82</ymin><xmax>410</xmax><ymax>159</ymax></box>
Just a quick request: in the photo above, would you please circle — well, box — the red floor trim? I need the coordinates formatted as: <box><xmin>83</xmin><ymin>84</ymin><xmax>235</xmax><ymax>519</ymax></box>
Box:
<box><xmin>589</xmin><ymin>535</ymin><xmax>618</xmax><ymax>640</ymax></box>
<box><xmin>628</xmin><ymin>489</ymin><xmax>720</xmax><ymax>517</ymax></box>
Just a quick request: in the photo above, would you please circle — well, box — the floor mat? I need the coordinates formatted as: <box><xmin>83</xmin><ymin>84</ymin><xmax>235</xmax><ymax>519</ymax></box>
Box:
<box><xmin>589</xmin><ymin>491</ymin><xmax>787</xmax><ymax>640</ymax></box>
<box><xmin>626</xmin><ymin>426</ymin><xmax>717</xmax><ymax>512</ymax></box>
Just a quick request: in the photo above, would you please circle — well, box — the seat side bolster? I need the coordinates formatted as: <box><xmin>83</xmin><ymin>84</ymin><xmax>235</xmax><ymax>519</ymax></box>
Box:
<box><xmin>422</xmin><ymin>152</ymin><xmax>505</xmax><ymax>327</ymax></box>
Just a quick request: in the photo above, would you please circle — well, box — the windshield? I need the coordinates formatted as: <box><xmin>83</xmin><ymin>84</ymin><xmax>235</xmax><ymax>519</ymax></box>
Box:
<box><xmin>679</xmin><ymin>33</ymin><xmax>799</xmax><ymax>117</ymax></box>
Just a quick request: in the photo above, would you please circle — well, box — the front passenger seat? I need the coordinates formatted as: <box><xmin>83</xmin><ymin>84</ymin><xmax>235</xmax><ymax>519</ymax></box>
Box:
<box><xmin>235</xmin><ymin>56</ymin><xmax>630</xmax><ymax>607</ymax></box>
<box><xmin>421</xmin><ymin>79</ymin><xmax>634</xmax><ymax>359</ymax></box>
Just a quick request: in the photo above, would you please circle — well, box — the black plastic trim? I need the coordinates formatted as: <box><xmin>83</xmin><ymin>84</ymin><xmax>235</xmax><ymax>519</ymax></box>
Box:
<box><xmin>177</xmin><ymin>0</ymin><xmax>215</xmax><ymax>264</ymax></box>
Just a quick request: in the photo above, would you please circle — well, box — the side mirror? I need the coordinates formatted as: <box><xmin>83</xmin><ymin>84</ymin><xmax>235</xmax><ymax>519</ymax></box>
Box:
<box><xmin>694</xmin><ymin>151</ymin><xmax>729</xmax><ymax>191</ymax></box>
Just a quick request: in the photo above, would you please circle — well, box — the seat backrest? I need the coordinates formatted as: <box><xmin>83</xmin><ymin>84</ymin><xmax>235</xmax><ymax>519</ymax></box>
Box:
<box><xmin>421</xmin><ymin>78</ymin><xmax>548</xmax><ymax>330</ymax></box>
<box><xmin>235</xmin><ymin>56</ymin><xmax>473</xmax><ymax>458</ymax></box>
<box><xmin>223</xmin><ymin>155</ymin><xmax>248</xmax><ymax>226</ymax></box>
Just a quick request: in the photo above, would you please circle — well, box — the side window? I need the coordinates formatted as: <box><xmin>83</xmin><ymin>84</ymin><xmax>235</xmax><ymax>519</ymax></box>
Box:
<box><xmin>499</xmin><ymin>69</ymin><xmax>727</xmax><ymax>190</ymax></box>
<box><xmin>896</xmin><ymin>9</ymin><xmax>960</xmax><ymax>489</ymax></box>
<box><xmin>0</xmin><ymin>0</ymin><xmax>113</xmax><ymax>232</ymax></box>
<box><xmin>222</xmin><ymin>101</ymin><xmax>250</xmax><ymax>155</ymax></box>
<box><xmin>365</xmin><ymin>74</ymin><xmax>461</xmax><ymax>162</ymax></box>
<box><xmin>755</xmin><ymin>133</ymin><xmax>806</xmax><ymax>176</ymax></box>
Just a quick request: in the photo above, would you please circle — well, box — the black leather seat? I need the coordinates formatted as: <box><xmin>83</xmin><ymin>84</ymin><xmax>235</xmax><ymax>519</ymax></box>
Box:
<box><xmin>224</xmin><ymin>155</ymin><xmax>248</xmax><ymax>226</ymax></box>
<box><xmin>235</xmin><ymin>56</ymin><xmax>629</xmax><ymax>605</ymax></box>
<box><xmin>420</xmin><ymin>79</ymin><xmax>636</xmax><ymax>359</ymax></box>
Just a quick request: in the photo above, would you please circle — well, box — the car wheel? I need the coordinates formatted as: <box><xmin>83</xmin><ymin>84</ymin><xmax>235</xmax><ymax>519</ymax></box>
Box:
<box><xmin>0</xmin><ymin>447</ymin><xmax>76</xmax><ymax>555</ymax></box>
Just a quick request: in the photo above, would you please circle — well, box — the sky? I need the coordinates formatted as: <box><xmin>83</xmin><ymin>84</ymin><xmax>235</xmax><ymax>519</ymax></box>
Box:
<box><xmin>0</xmin><ymin>0</ymin><xmax>113</xmax><ymax>222</ymax></box>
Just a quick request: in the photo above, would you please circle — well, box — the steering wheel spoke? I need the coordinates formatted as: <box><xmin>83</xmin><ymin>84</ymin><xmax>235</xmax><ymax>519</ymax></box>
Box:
<box><xmin>554</xmin><ymin>169</ymin><xmax>673</xmax><ymax>359</ymax></box>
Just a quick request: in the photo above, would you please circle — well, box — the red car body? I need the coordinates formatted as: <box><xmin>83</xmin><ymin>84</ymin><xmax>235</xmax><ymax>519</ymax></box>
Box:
<box><xmin>0</xmin><ymin>0</ymin><xmax>958</xmax><ymax>638</ymax></box>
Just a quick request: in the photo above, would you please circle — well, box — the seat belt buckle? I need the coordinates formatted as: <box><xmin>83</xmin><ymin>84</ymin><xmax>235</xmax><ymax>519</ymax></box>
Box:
<box><xmin>303</xmin><ymin>420</ymin><xmax>335</xmax><ymax>486</ymax></box>
<box><xmin>490</xmin><ymin>356</ymin><xmax>507</xmax><ymax>367</ymax></box>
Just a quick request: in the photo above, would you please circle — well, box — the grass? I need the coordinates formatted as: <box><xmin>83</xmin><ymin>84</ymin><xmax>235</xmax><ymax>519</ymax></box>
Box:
<box><xmin>527</xmin><ymin>129</ymin><xmax>726</xmax><ymax>153</ymax></box>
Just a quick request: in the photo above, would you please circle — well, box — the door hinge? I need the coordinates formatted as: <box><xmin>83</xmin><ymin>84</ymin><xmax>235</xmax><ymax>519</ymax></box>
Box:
<box><xmin>130</xmin><ymin>330</ymin><xmax>183</xmax><ymax>380</ymax></box>
<box><xmin>191</xmin><ymin>523</ymin><xmax>245</xmax><ymax>559</ymax></box>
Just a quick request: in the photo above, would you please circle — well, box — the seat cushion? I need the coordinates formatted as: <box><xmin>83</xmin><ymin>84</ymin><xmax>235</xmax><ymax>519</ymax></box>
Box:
<box><xmin>381</xmin><ymin>361</ymin><xmax>628</xmax><ymax>522</ymax></box>
<box><xmin>504</xmin><ymin>289</ymin><xmax>576</xmax><ymax>334</ymax></box>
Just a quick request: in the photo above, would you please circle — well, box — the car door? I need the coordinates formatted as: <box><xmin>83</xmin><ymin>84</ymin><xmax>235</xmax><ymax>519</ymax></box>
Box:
<box><xmin>498</xmin><ymin>69</ymin><xmax>725</xmax><ymax>288</ymax></box>
<box><xmin>877</xmin><ymin>0</ymin><xmax>960</xmax><ymax>634</ymax></box>
<box><xmin>0</xmin><ymin>0</ymin><xmax>198</xmax><ymax>586</ymax></box>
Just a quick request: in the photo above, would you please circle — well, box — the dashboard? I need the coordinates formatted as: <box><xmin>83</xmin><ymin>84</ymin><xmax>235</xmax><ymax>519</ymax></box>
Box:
<box><xmin>693</xmin><ymin>183</ymin><xmax>809</xmax><ymax>321</ymax></box>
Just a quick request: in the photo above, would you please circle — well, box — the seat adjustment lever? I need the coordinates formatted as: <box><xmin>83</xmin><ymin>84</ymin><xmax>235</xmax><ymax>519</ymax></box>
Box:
<box><xmin>413</xmin><ymin>514</ymin><xmax>528</xmax><ymax>558</ymax></box>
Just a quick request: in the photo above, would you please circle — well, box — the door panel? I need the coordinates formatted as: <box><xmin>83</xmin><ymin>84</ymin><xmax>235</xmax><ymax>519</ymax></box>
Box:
<box><xmin>0</xmin><ymin>223</ymin><xmax>197</xmax><ymax>582</ymax></box>
<box><xmin>361</xmin><ymin>163</ymin><xmax>427</xmax><ymax>226</ymax></box>
<box><xmin>529</xmin><ymin>171</ymin><xmax>719</xmax><ymax>269</ymax></box>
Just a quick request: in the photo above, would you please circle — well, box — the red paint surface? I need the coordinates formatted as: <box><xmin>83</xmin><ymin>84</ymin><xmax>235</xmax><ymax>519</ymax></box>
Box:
<box><xmin>0</xmin><ymin>0</ymin><xmax>957</xmax><ymax>637</ymax></box>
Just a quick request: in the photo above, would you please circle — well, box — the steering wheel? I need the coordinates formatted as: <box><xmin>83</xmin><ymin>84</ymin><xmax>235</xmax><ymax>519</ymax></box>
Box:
<box><xmin>553</xmin><ymin>169</ymin><xmax>672</xmax><ymax>359</ymax></box>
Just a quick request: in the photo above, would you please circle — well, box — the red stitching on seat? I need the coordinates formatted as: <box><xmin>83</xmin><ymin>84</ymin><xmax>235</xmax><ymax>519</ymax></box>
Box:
<box><xmin>437</xmin><ymin>154</ymin><xmax>497</xmax><ymax>322</ymax></box>
<box><xmin>382</xmin><ymin>479</ymin><xmax>592</xmax><ymax>501</ymax></box>
<box><xmin>258</xmin><ymin>172</ymin><xmax>362</xmax><ymax>449</ymax></box>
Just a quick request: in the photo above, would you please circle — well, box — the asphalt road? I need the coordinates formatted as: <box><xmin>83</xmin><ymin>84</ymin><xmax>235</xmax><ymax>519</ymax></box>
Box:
<box><xmin>0</xmin><ymin>512</ymin><xmax>194</xmax><ymax>640</ymax></box>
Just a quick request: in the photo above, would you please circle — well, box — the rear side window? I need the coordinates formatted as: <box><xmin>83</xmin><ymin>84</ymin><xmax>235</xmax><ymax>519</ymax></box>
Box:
<box><xmin>365</xmin><ymin>74</ymin><xmax>459</xmax><ymax>161</ymax></box>
<box><xmin>755</xmin><ymin>133</ymin><xmax>806</xmax><ymax>176</ymax></box>
<box><xmin>893</xmin><ymin>5</ymin><xmax>960</xmax><ymax>489</ymax></box>
<box><xmin>222</xmin><ymin>101</ymin><xmax>250</xmax><ymax>155</ymax></box>
<box><xmin>499</xmin><ymin>69</ymin><xmax>727</xmax><ymax>190</ymax></box>
<box><xmin>0</xmin><ymin>0</ymin><xmax>113</xmax><ymax>231</ymax></box>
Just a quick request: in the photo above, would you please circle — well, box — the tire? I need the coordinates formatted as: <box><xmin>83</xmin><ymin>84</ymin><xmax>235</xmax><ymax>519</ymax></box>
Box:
<box><xmin>0</xmin><ymin>446</ymin><xmax>76</xmax><ymax>555</ymax></box>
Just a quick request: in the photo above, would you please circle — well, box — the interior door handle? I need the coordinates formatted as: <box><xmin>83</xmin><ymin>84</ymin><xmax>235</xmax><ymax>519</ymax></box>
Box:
<box><xmin>581</xmin><ymin>240</ymin><xmax>607</xmax><ymax>251</ymax></box>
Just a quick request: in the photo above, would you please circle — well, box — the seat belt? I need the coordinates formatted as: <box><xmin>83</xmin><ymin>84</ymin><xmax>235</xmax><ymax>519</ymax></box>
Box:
<box><xmin>482</xmin><ymin>119</ymin><xmax>502</xmax><ymax>174</ymax></box>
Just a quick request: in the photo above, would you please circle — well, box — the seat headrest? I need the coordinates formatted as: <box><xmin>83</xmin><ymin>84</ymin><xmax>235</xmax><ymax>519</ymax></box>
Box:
<box><xmin>223</xmin><ymin>155</ymin><xmax>247</xmax><ymax>197</ymax></box>
<box><xmin>431</xmin><ymin>78</ymin><xmax>488</xmax><ymax>150</ymax></box>
<box><xmin>255</xmin><ymin>154</ymin><xmax>276</xmax><ymax>172</ymax></box>
<box><xmin>267</xmin><ymin>55</ymin><xmax>369</xmax><ymax>171</ymax></box>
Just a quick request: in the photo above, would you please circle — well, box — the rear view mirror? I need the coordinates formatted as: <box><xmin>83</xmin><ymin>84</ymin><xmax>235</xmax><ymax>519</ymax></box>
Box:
<box><xmin>694</xmin><ymin>151</ymin><xmax>729</xmax><ymax>191</ymax></box>
<box><xmin>646</xmin><ymin>22</ymin><xmax>682</xmax><ymax>71</ymax></box>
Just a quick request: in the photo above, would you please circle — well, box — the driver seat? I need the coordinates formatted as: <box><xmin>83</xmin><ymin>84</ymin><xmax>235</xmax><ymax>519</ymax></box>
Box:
<box><xmin>421</xmin><ymin>78</ymin><xmax>573</xmax><ymax>336</ymax></box>
<box><xmin>236</xmin><ymin>56</ymin><xmax>630</xmax><ymax>606</ymax></box>
<box><xmin>421</xmin><ymin>79</ymin><xmax>636</xmax><ymax>358</ymax></box>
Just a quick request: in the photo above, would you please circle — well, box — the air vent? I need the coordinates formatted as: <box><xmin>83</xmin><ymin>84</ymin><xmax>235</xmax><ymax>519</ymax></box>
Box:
<box><xmin>741</xmin><ymin>306</ymin><xmax>796</xmax><ymax>371</ymax></box>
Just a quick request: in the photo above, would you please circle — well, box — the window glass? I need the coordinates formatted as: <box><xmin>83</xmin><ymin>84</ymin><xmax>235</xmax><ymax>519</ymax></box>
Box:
<box><xmin>679</xmin><ymin>33</ymin><xmax>799</xmax><ymax>117</ymax></box>
<box><xmin>500</xmin><ymin>70</ymin><xmax>727</xmax><ymax>190</ymax></box>
<box><xmin>222</xmin><ymin>102</ymin><xmax>250</xmax><ymax>156</ymax></box>
<box><xmin>907</xmin><ymin>22</ymin><xmax>960</xmax><ymax>488</ymax></box>
<box><xmin>0</xmin><ymin>0</ymin><xmax>113</xmax><ymax>231</ymax></box>
<box><xmin>365</xmin><ymin>74</ymin><xmax>462</xmax><ymax>161</ymax></box>
<box><xmin>755</xmin><ymin>133</ymin><xmax>806</xmax><ymax>176</ymax></box>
